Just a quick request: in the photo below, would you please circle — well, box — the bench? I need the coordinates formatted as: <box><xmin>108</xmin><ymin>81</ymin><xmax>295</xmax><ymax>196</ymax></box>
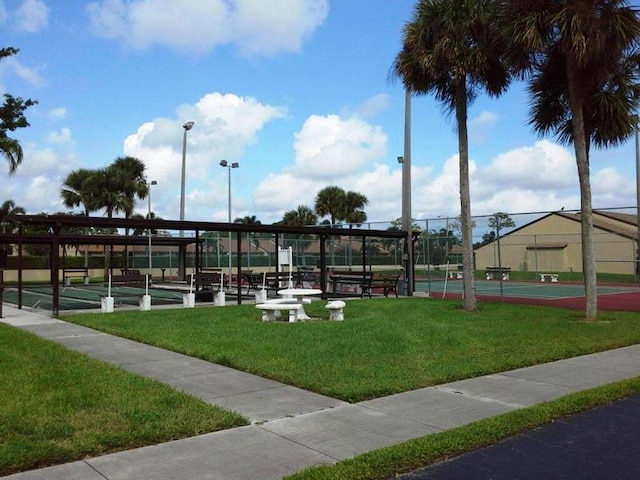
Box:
<box><xmin>539</xmin><ymin>273</ymin><xmax>559</xmax><ymax>283</ymax></box>
<box><xmin>485</xmin><ymin>267</ymin><xmax>511</xmax><ymax>281</ymax></box>
<box><xmin>329</xmin><ymin>270</ymin><xmax>374</xmax><ymax>298</ymax></box>
<box><xmin>190</xmin><ymin>272</ymin><xmax>223</xmax><ymax>301</ymax></box>
<box><xmin>448</xmin><ymin>271</ymin><xmax>463</xmax><ymax>279</ymax></box>
<box><xmin>255</xmin><ymin>303</ymin><xmax>303</xmax><ymax>323</ymax></box>
<box><xmin>63</xmin><ymin>268</ymin><xmax>89</xmax><ymax>286</ymax></box>
<box><xmin>248</xmin><ymin>272</ymin><xmax>296</xmax><ymax>295</ymax></box>
<box><xmin>370</xmin><ymin>273</ymin><xmax>400</xmax><ymax>298</ymax></box>
<box><xmin>325</xmin><ymin>300</ymin><xmax>346</xmax><ymax>321</ymax></box>
<box><xmin>108</xmin><ymin>274</ymin><xmax>148</xmax><ymax>289</ymax></box>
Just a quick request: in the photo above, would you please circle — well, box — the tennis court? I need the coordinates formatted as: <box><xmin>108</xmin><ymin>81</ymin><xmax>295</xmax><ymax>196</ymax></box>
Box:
<box><xmin>417</xmin><ymin>278</ymin><xmax>640</xmax><ymax>312</ymax></box>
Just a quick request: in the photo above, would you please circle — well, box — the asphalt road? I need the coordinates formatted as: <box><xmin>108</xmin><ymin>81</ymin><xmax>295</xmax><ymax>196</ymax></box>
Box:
<box><xmin>399</xmin><ymin>393</ymin><xmax>640</xmax><ymax>480</ymax></box>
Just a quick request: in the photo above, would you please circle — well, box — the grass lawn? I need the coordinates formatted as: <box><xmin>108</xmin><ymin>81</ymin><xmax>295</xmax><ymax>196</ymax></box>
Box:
<box><xmin>65</xmin><ymin>298</ymin><xmax>640</xmax><ymax>402</ymax></box>
<box><xmin>0</xmin><ymin>323</ymin><xmax>247</xmax><ymax>476</ymax></box>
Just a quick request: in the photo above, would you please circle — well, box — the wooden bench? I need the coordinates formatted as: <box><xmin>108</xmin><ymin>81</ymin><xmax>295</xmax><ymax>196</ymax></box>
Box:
<box><xmin>63</xmin><ymin>268</ymin><xmax>89</xmax><ymax>286</ymax></box>
<box><xmin>370</xmin><ymin>273</ymin><xmax>400</xmax><ymax>298</ymax></box>
<box><xmin>190</xmin><ymin>272</ymin><xmax>223</xmax><ymax>302</ymax></box>
<box><xmin>248</xmin><ymin>272</ymin><xmax>296</xmax><ymax>294</ymax></box>
<box><xmin>448</xmin><ymin>271</ymin><xmax>463</xmax><ymax>279</ymax></box>
<box><xmin>539</xmin><ymin>273</ymin><xmax>559</xmax><ymax>283</ymax></box>
<box><xmin>108</xmin><ymin>273</ymin><xmax>148</xmax><ymax>289</ymax></box>
<box><xmin>329</xmin><ymin>270</ymin><xmax>374</xmax><ymax>298</ymax></box>
<box><xmin>255</xmin><ymin>303</ymin><xmax>303</xmax><ymax>323</ymax></box>
<box><xmin>485</xmin><ymin>267</ymin><xmax>511</xmax><ymax>281</ymax></box>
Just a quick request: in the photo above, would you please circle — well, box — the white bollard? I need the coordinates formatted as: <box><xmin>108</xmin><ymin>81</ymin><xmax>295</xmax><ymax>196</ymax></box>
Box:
<box><xmin>215</xmin><ymin>291</ymin><xmax>226</xmax><ymax>306</ymax></box>
<box><xmin>183</xmin><ymin>292</ymin><xmax>195</xmax><ymax>308</ymax></box>
<box><xmin>139</xmin><ymin>294</ymin><xmax>151</xmax><ymax>311</ymax></box>
<box><xmin>101</xmin><ymin>296</ymin><xmax>114</xmax><ymax>313</ymax></box>
<box><xmin>255</xmin><ymin>289</ymin><xmax>267</xmax><ymax>303</ymax></box>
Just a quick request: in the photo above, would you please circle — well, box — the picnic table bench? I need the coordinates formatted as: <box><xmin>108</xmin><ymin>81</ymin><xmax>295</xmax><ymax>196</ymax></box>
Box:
<box><xmin>107</xmin><ymin>273</ymin><xmax>148</xmax><ymax>288</ymax></box>
<box><xmin>485</xmin><ymin>267</ymin><xmax>511</xmax><ymax>281</ymax></box>
<box><xmin>247</xmin><ymin>272</ymin><xmax>296</xmax><ymax>294</ymax></box>
<box><xmin>63</xmin><ymin>267</ymin><xmax>89</xmax><ymax>286</ymax></box>
<box><xmin>539</xmin><ymin>273</ymin><xmax>559</xmax><ymax>283</ymax></box>
<box><xmin>329</xmin><ymin>270</ymin><xmax>374</xmax><ymax>298</ymax></box>
<box><xmin>190</xmin><ymin>272</ymin><xmax>223</xmax><ymax>302</ymax></box>
<box><xmin>370</xmin><ymin>273</ymin><xmax>400</xmax><ymax>298</ymax></box>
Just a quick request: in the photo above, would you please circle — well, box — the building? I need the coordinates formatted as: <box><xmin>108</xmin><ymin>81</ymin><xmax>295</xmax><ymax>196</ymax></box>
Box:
<box><xmin>474</xmin><ymin>211</ymin><xmax>639</xmax><ymax>275</ymax></box>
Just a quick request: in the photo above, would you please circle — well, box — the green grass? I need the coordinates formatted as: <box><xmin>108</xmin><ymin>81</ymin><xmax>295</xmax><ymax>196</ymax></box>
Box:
<box><xmin>0</xmin><ymin>323</ymin><xmax>247</xmax><ymax>476</ymax></box>
<box><xmin>65</xmin><ymin>298</ymin><xmax>640</xmax><ymax>402</ymax></box>
<box><xmin>284</xmin><ymin>377</ymin><xmax>640</xmax><ymax>480</ymax></box>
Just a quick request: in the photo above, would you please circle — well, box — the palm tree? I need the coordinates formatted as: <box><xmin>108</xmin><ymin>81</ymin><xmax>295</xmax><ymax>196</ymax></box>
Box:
<box><xmin>1</xmin><ymin>47</ymin><xmax>37</xmax><ymax>175</ymax></box>
<box><xmin>233</xmin><ymin>215</ymin><xmax>262</xmax><ymax>269</ymax></box>
<box><xmin>342</xmin><ymin>191</ymin><xmax>368</xmax><ymax>266</ymax></box>
<box><xmin>393</xmin><ymin>0</ymin><xmax>510</xmax><ymax>311</ymax></box>
<box><xmin>0</xmin><ymin>137</ymin><xmax>23</xmax><ymax>175</ymax></box>
<box><xmin>314</xmin><ymin>186</ymin><xmax>346</xmax><ymax>226</ymax></box>
<box><xmin>61</xmin><ymin>168</ymin><xmax>100</xmax><ymax>215</ymax></box>
<box><xmin>501</xmin><ymin>0</ymin><xmax>640</xmax><ymax>320</ymax></box>
<box><xmin>281</xmin><ymin>206</ymin><xmax>318</xmax><ymax>265</ymax></box>
<box><xmin>0</xmin><ymin>199</ymin><xmax>25</xmax><ymax>233</ymax></box>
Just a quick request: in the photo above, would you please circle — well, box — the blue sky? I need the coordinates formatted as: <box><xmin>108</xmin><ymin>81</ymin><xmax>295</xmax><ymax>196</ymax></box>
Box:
<box><xmin>1</xmin><ymin>0</ymin><xmax>637</xmax><ymax>227</ymax></box>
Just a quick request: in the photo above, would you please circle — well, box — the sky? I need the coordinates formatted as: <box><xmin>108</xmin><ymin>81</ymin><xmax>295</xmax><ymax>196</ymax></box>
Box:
<box><xmin>1</xmin><ymin>0</ymin><xmax>638</xmax><ymax>230</ymax></box>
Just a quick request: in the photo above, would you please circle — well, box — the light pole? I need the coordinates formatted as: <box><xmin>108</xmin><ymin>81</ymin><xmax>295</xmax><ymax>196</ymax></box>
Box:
<box><xmin>148</xmin><ymin>180</ymin><xmax>157</xmax><ymax>277</ymax></box>
<box><xmin>635</xmin><ymin>115</ymin><xmax>640</xmax><ymax>281</ymax></box>
<box><xmin>220</xmin><ymin>160</ymin><xmax>239</xmax><ymax>286</ymax></box>
<box><xmin>179</xmin><ymin>121</ymin><xmax>194</xmax><ymax>281</ymax></box>
<box><xmin>400</xmin><ymin>89</ymin><xmax>413</xmax><ymax>295</ymax></box>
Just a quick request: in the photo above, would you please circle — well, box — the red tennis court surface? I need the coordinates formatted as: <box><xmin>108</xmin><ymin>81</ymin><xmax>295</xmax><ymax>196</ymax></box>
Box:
<box><xmin>418</xmin><ymin>279</ymin><xmax>640</xmax><ymax>312</ymax></box>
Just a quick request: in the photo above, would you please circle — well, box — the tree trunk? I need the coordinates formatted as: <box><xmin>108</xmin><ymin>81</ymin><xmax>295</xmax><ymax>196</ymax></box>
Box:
<box><xmin>567</xmin><ymin>66</ymin><xmax>597</xmax><ymax>320</ymax></box>
<box><xmin>455</xmin><ymin>79</ymin><xmax>476</xmax><ymax>311</ymax></box>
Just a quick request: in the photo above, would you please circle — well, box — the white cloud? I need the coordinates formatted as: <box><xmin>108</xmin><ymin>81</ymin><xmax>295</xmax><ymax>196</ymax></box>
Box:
<box><xmin>48</xmin><ymin>107</ymin><xmax>67</xmax><ymax>120</ymax></box>
<box><xmin>2</xmin><ymin>56</ymin><xmax>46</xmax><ymax>87</ymax></box>
<box><xmin>470</xmin><ymin>110</ymin><xmax>499</xmax><ymax>128</ymax></box>
<box><xmin>292</xmin><ymin>114</ymin><xmax>387</xmax><ymax>179</ymax></box>
<box><xmin>353</xmin><ymin>93</ymin><xmax>391</xmax><ymax>120</ymax></box>
<box><xmin>16</xmin><ymin>0</ymin><xmax>49</xmax><ymax>32</ymax></box>
<box><xmin>476</xmin><ymin>140</ymin><xmax>576</xmax><ymax>191</ymax></box>
<box><xmin>47</xmin><ymin>128</ymin><xmax>73</xmax><ymax>145</ymax></box>
<box><xmin>122</xmin><ymin>92</ymin><xmax>287</xmax><ymax>219</ymax></box>
<box><xmin>87</xmin><ymin>0</ymin><xmax>328</xmax><ymax>57</ymax></box>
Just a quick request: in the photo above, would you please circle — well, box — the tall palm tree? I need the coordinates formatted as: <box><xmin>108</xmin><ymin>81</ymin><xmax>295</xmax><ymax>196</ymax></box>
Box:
<box><xmin>501</xmin><ymin>0</ymin><xmax>640</xmax><ymax>320</ymax></box>
<box><xmin>234</xmin><ymin>215</ymin><xmax>262</xmax><ymax>268</ymax></box>
<box><xmin>342</xmin><ymin>191</ymin><xmax>368</xmax><ymax>266</ymax></box>
<box><xmin>0</xmin><ymin>199</ymin><xmax>25</xmax><ymax>233</ymax></box>
<box><xmin>314</xmin><ymin>186</ymin><xmax>346</xmax><ymax>226</ymax></box>
<box><xmin>393</xmin><ymin>0</ymin><xmax>510</xmax><ymax>311</ymax></box>
<box><xmin>281</xmin><ymin>205</ymin><xmax>318</xmax><ymax>264</ymax></box>
<box><xmin>1</xmin><ymin>48</ymin><xmax>37</xmax><ymax>175</ymax></box>
<box><xmin>61</xmin><ymin>168</ymin><xmax>100</xmax><ymax>215</ymax></box>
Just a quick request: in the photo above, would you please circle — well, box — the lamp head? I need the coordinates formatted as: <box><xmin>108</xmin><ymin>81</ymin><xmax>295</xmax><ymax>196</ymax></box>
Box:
<box><xmin>183</xmin><ymin>121</ymin><xmax>195</xmax><ymax>130</ymax></box>
<box><xmin>231</xmin><ymin>162</ymin><xmax>239</xmax><ymax>169</ymax></box>
<box><xmin>219</xmin><ymin>160</ymin><xmax>228</xmax><ymax>167</ymax></box>
<box><xmin>150</xmin><ymin>180</ymin><xmax>157</xmax><ymax>186</ymax></box>
<box><xmin>397</xmin><ymin>156</ymin><xmax>404</xmax><ymax>164</ymax></box>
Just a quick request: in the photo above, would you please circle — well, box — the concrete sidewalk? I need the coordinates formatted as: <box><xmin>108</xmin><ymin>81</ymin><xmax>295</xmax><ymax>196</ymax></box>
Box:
<box><xmin>2</xmin><ymin>304</ymin><xmax>640</xmax><ymax>480</ymax></box>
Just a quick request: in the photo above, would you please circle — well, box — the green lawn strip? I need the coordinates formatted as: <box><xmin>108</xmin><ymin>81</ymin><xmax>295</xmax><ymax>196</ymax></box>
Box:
<box><xmin>285</xmin><ymin>377</ymin><xmax>640</xmax><ymax>480</ymax></box>
<box><xmin>0</xmin><ymin>324</ymin><xmax>248</xmax><ymax>476</ymax></box>
<box><xmin>65</xmin><ymin>298</ymin><xmax>640</xmax><ymax>402</ymax></box>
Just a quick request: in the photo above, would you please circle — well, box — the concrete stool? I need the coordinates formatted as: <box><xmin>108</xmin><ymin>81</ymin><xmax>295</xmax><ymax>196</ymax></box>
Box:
<box><xmin>325</xmin><ymin>300</ymin><xmax>346</xmax><ymax>321</ymax></box>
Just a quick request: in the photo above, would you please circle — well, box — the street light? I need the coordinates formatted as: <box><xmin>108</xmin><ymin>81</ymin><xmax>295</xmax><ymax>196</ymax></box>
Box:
<box><xmin>148</xmin><ymin>180</ymin><xmax>157</xmax><ymax>277</ymax></box>
<box><xmin>400</xmin><ymin>89</ymin><xmax>413</xmax><ymax>295</ymax></box>
<box><xmin>220</xmin><ymin>160</ymin><xmax>239</xmax><ymax>285</ymax></box>
<box><xmin>179</xmin><ymin>121</ymin><xmax>194</xmax><ymax>281</ymax></box>
<box><xmin>634</xmin><ymin>115</ymin><xmax>640</xmax><ymax>281</ymax></box>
